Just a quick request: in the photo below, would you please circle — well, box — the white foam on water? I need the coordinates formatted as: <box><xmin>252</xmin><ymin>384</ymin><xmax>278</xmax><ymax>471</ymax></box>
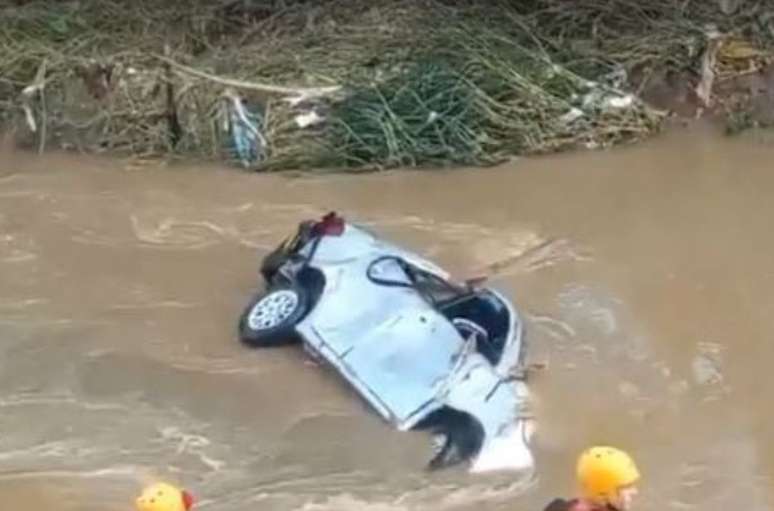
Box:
<box><xmin>0</xmin><ymin>465</ymin><xmax>139</xmax><ymax>482</ymax></box>
<box><xmin>291</xmin><ymin>473</ymin><xmax>538</xmax><ymax>511</ymax></box>
<box><xmin>157</xmin><ymin>426</ymin><xmax>227</xmax><ymax>472</ymax></box>
<box><xmin>0</xmin><ymin>393</ymin><xmax>127</xmax><ymax>411</ymax></box>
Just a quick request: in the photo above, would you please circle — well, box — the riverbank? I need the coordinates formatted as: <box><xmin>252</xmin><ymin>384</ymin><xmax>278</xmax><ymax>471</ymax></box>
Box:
<box><xmin>2</xmin><ymin>0</ymin><xmax>774</xmax><ymax>172</ymax></box>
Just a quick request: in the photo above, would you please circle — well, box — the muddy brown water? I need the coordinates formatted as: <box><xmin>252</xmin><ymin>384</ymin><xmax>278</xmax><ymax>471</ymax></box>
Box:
<box><xmin>1</xmin><ymin>123</ymin><xmax>773</xmax><ymax>511</ymax></box>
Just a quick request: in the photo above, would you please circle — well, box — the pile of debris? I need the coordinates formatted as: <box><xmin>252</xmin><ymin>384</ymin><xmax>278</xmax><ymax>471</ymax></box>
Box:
<box><xmin>1</xmin><ymin>0</ymin><xmax>773</xmax><ymax>170</ymax></box>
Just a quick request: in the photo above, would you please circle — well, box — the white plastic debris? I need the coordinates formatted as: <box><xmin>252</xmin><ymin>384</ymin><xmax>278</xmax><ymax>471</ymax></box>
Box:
<box><xmin>585</xmin><ymin>140</ymin><xmax>600</xmax><ymax>149</ymax></box>
<box><xmin>221</xmin><ymin>89</ymin><xmax>267</xmax><ymax>167</ymax></box>
<box><xmin>581</xmin><ymin>90</ymin><xmax>602</xmax><ymax>109</ymax></box>
<box><xmin>294</xmin><ymin>110</ymin><xmax>324</xmax><ymax>128</ymax></box>
<box><xmin>605</xmin><ymin>94</ymin><xmax>634</xmax><ymax>109</ymax></box>
<box><xmin>560</xmin><ymin>107</ymin><xmax>584</xmax><ymax>124</ymax></box>
<box><xmin>582</xmin><ymin>89</ymin><xmax>635</xmax><ymax>112</ymax></box>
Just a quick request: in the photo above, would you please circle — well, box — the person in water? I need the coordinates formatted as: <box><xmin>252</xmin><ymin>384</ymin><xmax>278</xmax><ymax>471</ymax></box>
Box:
<box><xmin>544</xmin><ymin>446</ymin><xmax>640</xmax><ymax>511</ymax></box>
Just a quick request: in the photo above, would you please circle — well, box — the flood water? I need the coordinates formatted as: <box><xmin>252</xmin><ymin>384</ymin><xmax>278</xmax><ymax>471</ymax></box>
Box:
<box><xmin>0</xmin><ymin>122</ymin><xmax>772</xmax><ymax>511</ymax></box>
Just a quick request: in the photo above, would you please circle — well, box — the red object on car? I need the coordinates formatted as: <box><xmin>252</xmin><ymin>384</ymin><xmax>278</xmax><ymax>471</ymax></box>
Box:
<box><xmin>314</xmin><ymin>212</ymin><xmax>345</xmax><ymax>236</ymax></box>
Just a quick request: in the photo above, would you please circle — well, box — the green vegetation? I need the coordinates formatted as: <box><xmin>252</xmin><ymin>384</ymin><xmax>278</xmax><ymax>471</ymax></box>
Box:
<box><xmin>1</xmin><ymin>0</ymin><xmax>772</xmax><ymax>170</ymax></box>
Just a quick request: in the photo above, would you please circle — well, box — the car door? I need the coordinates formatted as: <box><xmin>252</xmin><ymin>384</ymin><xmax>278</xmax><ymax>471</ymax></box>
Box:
<box><xmin>299</xmin><ymin>256</ymin><xmax>467</xmax><ymax>427</ymax></box>
<box><xmin>340</xmin><ymin>300</ymin><xmax>467</xmax><ymax>428</ymax></box>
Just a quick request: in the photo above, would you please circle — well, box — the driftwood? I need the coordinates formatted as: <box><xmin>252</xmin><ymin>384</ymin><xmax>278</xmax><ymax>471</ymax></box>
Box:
<box><xmin>153</xmin><ymin>54</ymin><xmax>342</xmax><ymax>99</ymax></box>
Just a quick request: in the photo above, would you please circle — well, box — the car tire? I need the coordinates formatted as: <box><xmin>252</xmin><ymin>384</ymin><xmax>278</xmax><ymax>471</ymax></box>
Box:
<box><xmin>415</xmin><ymin>408</ymin><xmax>485</xmax><ymax>471</ymax></box>
<box><xmin>238</xmin><ymin>283</ymin><xmax>309</xmax><ymax>347</ymax></box>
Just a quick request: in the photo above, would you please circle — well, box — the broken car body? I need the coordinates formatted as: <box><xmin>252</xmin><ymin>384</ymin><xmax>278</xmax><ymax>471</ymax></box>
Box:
<box><xmin>238</xmin><ymin>213</ymin><xmax>534</xmax><ymax>473</ymax></box>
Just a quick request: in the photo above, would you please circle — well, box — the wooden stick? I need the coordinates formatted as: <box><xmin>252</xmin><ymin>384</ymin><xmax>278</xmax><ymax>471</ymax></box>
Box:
<box><xmin>153</xmin><ymin>54</ymin><xmax>342</xmax><ymax>98</ymax></box>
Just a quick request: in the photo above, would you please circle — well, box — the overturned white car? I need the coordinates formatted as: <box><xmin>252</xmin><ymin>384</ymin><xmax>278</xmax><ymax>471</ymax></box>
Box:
<box><xmin>238</xmin><ymin>212</ymin><xmax>534</xmax><ymax>473</ymax></box>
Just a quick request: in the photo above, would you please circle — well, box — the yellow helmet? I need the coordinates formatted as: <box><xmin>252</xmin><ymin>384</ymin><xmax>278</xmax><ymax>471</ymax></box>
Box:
<box><xmin>576</xmin><ymin>446</ymin><xmax>640</xmax><ymax>500</ymax></box>
<box><xmin>135</xmin><ymin>482</ymin><xmax>194</xmax><ymax>511</ymax></box>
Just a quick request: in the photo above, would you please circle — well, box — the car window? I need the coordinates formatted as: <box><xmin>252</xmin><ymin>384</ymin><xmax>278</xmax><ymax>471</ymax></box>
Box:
<box><xmin>410</xmin><ymin>268</ymin><xmax>461</xmax><ymax>304</ymax></box>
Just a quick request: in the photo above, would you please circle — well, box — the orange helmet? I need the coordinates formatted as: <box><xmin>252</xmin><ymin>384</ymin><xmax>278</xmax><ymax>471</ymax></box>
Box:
<box><xmin>576</xmin><ymin>446</ymin><xmax>640</xmax><ymax>500</ymax></box>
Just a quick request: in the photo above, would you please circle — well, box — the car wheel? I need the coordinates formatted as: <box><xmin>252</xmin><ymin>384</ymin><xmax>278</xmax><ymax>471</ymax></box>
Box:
<box><xmin>415</xmin><ymin>408</ymin><xmax>484</xmax><ymax>471</ymax></box>
<box><xmin>238</xmin><ymin>283</ymin><xmax>309</xmax><ymax>347</ymax></box>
